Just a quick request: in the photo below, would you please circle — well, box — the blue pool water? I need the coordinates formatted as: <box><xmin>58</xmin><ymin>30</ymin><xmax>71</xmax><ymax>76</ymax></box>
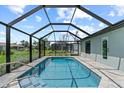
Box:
<box><xmin>18</xmin><ymin>57</ymin><xmax>101</xmax><ymax>88</ymax></box>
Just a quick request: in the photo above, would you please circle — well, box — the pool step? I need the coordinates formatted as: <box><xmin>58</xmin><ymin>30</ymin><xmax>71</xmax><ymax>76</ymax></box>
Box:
<box><xmin>19</xmin><ymin>76</ymin><xmax>47</xmax><ymax>88</ymax></box>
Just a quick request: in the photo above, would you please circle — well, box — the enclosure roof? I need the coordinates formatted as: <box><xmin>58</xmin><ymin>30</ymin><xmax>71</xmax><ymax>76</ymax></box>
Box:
<box><xmin>1</xmin><ymin>5</ymin><xmax>124</xmax><ymax>41</ymax></box>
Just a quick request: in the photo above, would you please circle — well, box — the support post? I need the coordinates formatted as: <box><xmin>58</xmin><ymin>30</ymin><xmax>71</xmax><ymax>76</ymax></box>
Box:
<box><xmin>6</xmin><ymin>26</ymin><xmax>11</xmax><ymax>73</ymax></box>
<box><xmin>29</xmin><ymin>36</ymin><xmax>32</xmax><ymax>62</ymax></box>
<box><xmin>39</xmin><ymin>39</ymin><xmax>41</xmax><ymax>58</ymax></box>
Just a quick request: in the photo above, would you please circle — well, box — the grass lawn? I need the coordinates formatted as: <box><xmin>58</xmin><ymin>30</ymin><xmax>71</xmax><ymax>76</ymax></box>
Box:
<box><xmin>0</xmin><ymin>49</ymin><xmax>39</xmax><ymax>64</ymax></box>
<box><xmin>0</xmin><ymin>49</ymin><xmax>39</xmax><ymax>75</ymax></box>
<box><xmin>0</xmin><ymin>55</ymin><xmax>6</xmax><ymax>64</ymax></box>
<box><xmin>0</xmin><ymin>49</ymin><xmax>71</xmax><ymax>64</ymax></box>
<box><xmin>45</xmin><ymin>50</ymin><xmax>71</xmax><ymax>56</ymax></box>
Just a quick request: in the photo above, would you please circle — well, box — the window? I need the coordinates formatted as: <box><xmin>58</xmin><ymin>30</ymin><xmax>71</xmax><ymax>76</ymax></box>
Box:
<box><xmin>102</xmin><ymin>39</ymin><xmax>108</xmax><ymax>59</ymax></box>
<box><xmin>85</xmin><ymin>41</ymin><xmax>91</xmax><ymax>54</ymax></box>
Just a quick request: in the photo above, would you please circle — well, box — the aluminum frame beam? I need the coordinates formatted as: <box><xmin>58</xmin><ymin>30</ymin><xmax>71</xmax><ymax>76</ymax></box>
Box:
<box><xmin>67</xmin><ymin>8</ymin><xmax>77</xmax><ymax>31</ymax></box>
<box><xmin>51</xmin><ymin>23</ymin><xmax>71</xmax><ymax>25</ymax></box>
<box><xmin>81</xmin><ymin>19</ymin><xmax>124</xmax><ymax>41</ymax></box>
<box><xmin>31</xmin><ymin>23</ymin><xmax>51</xmax><ymax>35</ymax></box>
<box><xmin>53</xmin><ymin>30</ymin><xmax>68</xmax><ymax>32</ymax></box>
<box><xmin>44</xmin><ymin>5</ymin><xmax>77</xmax><ymax>8</ymax></box>
<box><xmin>70</xmin><ymin>23</ymin><xmax>91</xmax><ymax>35</ymax></box>
<box><xmin>68</xmin><ymin>31</ymin><xmax>82</xmax><ymax>40</ymax></box>
<box><xmin>44</xmin><ymin>41</ymin><xmax>80</xmax><ymax>42</ymax></box>
<box><xmin>43</xmin><ymin>8</ymin><xmax>57</xmax><ymax>43</ymax></box>
<box><xmin>8</xmin><ymin>5</ymin><xmax>43</xmax><ymax>26</ymax></box>
<box><xmin>11</xmin><ymin>26</ymin><xmax>39</xmax><ymax>39</ymax></box>
<box><xmin>53</xmin><ymin>31</ymin><xmax>81</xmax><ymax>40</ymax></box>
<box><xmin>77</xmin><ymin>5</ymin><xmax>112</xmax><ymax>26</ymax></box>
<box><xmin>0</xmin><ymin>21</ymin><xmax>39</xmax><ymax>39</ymax></box>
<box><xmin>6</xmin><ymin>5</ymin><xmax>113</xmax><ymax>39</ymax></box>
<box><xmin>50</xmin><ymin>23</ymin><xmax>90</xmax><ymax>36</ymax></box>
<box><xmin>40</xmin><ymin>31</ymin><xmax>53</xmax><ymax>40</ymax></box>
<box><xmin>40</xmin><ymin>30</ymin><xmax>82</xmax><ymax>40</ymax></box>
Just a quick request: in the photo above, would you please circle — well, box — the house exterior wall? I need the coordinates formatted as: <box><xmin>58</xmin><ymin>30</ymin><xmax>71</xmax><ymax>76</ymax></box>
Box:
<box><xmin>80</xmin><ymin>26</ymin><xmax>124</xmax><ymax>72</ymax></box>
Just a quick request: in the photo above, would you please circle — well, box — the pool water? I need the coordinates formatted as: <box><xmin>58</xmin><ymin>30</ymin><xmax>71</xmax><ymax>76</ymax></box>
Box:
<box><xmin>18</xmin><ymin>57</ymin><xmax>101</xmax><ymax>88</ymax></box>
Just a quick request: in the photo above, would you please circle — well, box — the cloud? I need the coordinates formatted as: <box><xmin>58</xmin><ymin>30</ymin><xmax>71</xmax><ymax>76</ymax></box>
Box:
<box><xmin>108</xmin><ymin>11</ymin><xmax>115</xmax><ymax>17</ymax></box>
<box><xmin>56</xmin><ymin>8</ymin><xmax>92</xmax><ymax>23</ymax></box>
<box><xmin>99</xmin><ymin>22</ymin><xmax>105</xmax><ymax>27</ymax></box>
<box><xmin>35</xmin><ymin>16</ymin><xmax>42</xmax><ymax>22</ymax></box>
<box><xmin>72</xmin><ymin>21</ymin><xmax>105</xmax><ymax>34</ymax></box>
<box><xmin>7</xmin><ymin>5</ymin><xmax>26</xmax><ymax>15</ymax></box>
<box><xmin>56</xmin><ymin>8</ymin><xmax>74</xmax><ymax>21</ymax></box>
<box><xmin>76</xmin><ymin>24</ymin><xmax>96</xmax><ymax>34</ymax></box>
<box><xmin>0</xmin><ymin>32</ymin><xmax>6</xmax><ymax>35</ymax></box>
<box><xmin>74</xmin><ymin>9</ymin><xmax>92</xmax><ymax>20</ymax></box>
<box><xmin>109</xmin><ymin>5</ymin><xmax>124</xmax><ymax>17</ymax></box>
<box><xmin>79</xmin><ymin>23</ymin><xmax>107</xmax><ymax>34</ymax></box>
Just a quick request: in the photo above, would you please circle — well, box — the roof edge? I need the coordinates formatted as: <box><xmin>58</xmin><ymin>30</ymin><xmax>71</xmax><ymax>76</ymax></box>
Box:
<box><xmin>81</xmin><ymin>19</ymin><xmax>124</xmax><ymax>41</ymax></box>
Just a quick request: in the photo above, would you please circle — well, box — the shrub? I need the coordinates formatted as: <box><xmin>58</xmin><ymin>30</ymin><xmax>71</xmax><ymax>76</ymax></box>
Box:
<box><xmin>0</xmin><ymin>50</ymin><xmax>6</xmax><ymax>55</ymax></box>
<box><xmin>10</xmin><ymin>50</ymin><xmax>14</xmax><ymax>55</ymax></box>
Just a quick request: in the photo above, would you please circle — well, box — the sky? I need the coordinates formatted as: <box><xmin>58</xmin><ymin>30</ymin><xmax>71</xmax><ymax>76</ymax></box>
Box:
<box><xmin>1</xmin><ymin>5</ymin><xmax>124</xmax><ymax>43</ymax></box>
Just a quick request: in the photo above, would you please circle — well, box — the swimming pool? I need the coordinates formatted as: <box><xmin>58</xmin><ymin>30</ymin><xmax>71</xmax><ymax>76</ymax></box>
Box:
<box><xmin>18</xmin><ymin>57</ymin><xmax>101</xmax><ymax>88</ymax></box>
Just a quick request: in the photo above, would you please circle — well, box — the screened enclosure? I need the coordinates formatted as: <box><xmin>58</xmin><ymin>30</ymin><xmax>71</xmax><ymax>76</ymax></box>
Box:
<box><xmin>1</xmin><ymin>5</ymin><xmax>123</xmax><ymax>75</ymax></box>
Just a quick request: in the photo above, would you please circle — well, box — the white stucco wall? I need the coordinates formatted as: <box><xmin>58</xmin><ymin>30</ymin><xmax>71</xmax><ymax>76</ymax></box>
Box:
<box><xmin>81</xmin><ymin>27</ymin><xmax>124</xmax><ymax>57</ymax></box>
<box><xmin>80</xmin><ymin>26</ymin><xmax>124</xmax><ymax>71</ymax></box>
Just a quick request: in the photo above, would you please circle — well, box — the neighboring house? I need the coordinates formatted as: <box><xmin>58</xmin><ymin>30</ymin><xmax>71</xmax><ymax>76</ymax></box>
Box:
<box><xmin>51</xmin><ymin>42</ymin><xmax>78</xmax><ymax>53</ymax></box>
<box><xmin>51</xmin><ymin>42</ymin><xmax>70</xmax><ymax>51</ymax></box>
<box><xmin>0</xmin><ymin>42</ymin><xmax>24</xmax><ymax>51</ymax></box>
<box><xmin>11</xmin><ymin>44</ymin><xmax>24</xmax><ymax>50</ymax></box>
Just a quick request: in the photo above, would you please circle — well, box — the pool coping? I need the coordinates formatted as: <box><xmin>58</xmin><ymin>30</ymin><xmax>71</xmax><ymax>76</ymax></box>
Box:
<box><xmin>73</xmin><ymin>58</ymin><xmax>107</xmax><ymax>87</ymax></box>
<box><xmin>75</xmin><ymin>56</ymin><xmax>124</xmax><ymax>88</ymax></box>
<box><xmin>74</xmin><ymin>57</ymin><xmax>111</xmax><ymax>88</ymax></box>
<box><xmin>0</xmin><ymin>56</ymin><xmax>124</xmax><ymax>88</ymax></box>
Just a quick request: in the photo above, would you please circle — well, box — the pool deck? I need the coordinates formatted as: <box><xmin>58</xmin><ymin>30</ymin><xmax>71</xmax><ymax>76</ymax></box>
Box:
<box><xmin>0</xmin><ymin>56</ymin><xmax>124</xmax><ymax>88</ymax></box>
